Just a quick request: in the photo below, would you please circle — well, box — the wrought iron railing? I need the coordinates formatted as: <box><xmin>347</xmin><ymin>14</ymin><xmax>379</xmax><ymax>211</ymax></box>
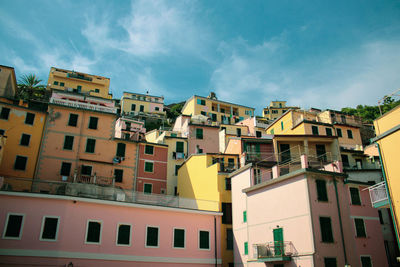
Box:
<box><xmin>253</xmin><ymin>241</ymin><xmax>297</xmax><ymax>259</ymax></box>
<box><xmin>366</xmin><ymin>181</ymin><xmax>388</xmax><ymax>206</ymax></box>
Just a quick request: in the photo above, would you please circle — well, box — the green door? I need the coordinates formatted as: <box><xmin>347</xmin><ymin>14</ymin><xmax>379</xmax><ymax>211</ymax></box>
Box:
<box><xmin>273</xmin><ymin>228</ymin><xmax>284</xmax><ymax>256</ymax></box>
<box><xmin>255</xmin><ymin>143</ymin><xmax>261</xmax><ymax>160</ymax></box>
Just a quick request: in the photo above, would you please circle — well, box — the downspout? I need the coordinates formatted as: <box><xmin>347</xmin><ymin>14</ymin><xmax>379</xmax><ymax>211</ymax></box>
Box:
<box><xmin>333</xmin><ymin>177</ymin><xmax>348</xmax><ymax>265</ymax></box>
<box><xmin>214</xmin><ymin>216</ymin><xmax>217</xmax><ymax>267</ymax></box>
<box><xmin>376</xmin><ymin>142</ymin><xmax>400</xmax><ymax>247</ymax></box>
<box><xmin>133</xmin><ymin>143</ymin><xmax>140</xmax><ymax>191</ymax></box>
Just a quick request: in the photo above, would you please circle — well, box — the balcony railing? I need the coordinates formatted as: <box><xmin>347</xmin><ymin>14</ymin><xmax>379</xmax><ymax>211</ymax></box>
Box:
<box><xmin>0</xmin><ymin>177</ymin><xmax>219</xmax><ymax>212</ymax></box>
<box><xmin>50</xmin><ymin>98</ymin><xmax>117</xmax><ymax>114</ymax></box>
<box><xmin>67</xmin><ymin>72</ymin><xmax>93</xmax><ymax>81</ymax></box>
<box><xmin>74</xmin><ymin>175</ymin><xmax>115</xmax><ymax>186</ymax></box>
<box><xmin>253</xmin><ymin>241</ymin><xmax>297</xmax><ymax>261</ymax></box>
<box><xmin>367</xmin><ymin>181</ymin><xmax>389</xmax><ymax>207</ymax></box>
<box><xmin>245</xmin><ymin>152</ymin><xmax>277</xmax><ymax>162</ymax></box>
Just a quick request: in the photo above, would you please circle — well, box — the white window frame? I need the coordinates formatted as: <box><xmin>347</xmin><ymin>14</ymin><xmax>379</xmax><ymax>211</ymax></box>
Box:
<box><xmin>349</xmin><ymin>186</ymin><xmax>362</xmax><ymax>205</ymax></box>
<box><xmin>144</xmin><ymin>145</ymin><xmax>154</xmax><ymax>155</ymax></box>
<box><xmin>145</xmin><ymin>225</ymin><xmax>160</xmax><ymax>248</ymax></box>
<box><xmin>144</xmin><ymin>161</ymin><xmax>154</xmax><ymax>173</ymax></box>
<box><xmin>2</xmin><ymin>213</ymin><xmax>25</xmax><ymax>240</ymax></box>
<box><xmin>39</xmin><ymin>216</ymin><xmax>60</xmax><ymax>242</ymax></box>
<box><xmin>116</xmin><ymin>223</ymin><xmax>132</xmax><ymax>247</ymax></box>
<box><xmin>198</xmin><ymin>229</ymin><xmax>211</xmax><ymax>251</ymax></box>
<box><xmin>172</xmin><ymin>227</ymin><xmax>186</xmax><ymax>249</ymax></box>
<box><xmin>360</xmin><ymin>255</ymin><xmax>373</xmax><ymax>267</ymax></box>
<box><xmin>85</xmin><ymin>220</ymin><xmax>102</xmax><ymax>244</ymax></box>
<box><xmin>143</xmin><ymin>183</ymin><xmax>153</xmax><ymax>194</ymax></box>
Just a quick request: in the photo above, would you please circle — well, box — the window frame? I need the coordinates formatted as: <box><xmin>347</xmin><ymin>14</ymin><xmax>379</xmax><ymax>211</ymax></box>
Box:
<box><xmin>144</xmin><ymin>183</ymin><xmax>153</xmax><ymax>194</ymax></box>
<box><xmin>145</xmin><ymin>225</ymin><xmax>160</xmax><ymax>248</ymax></box>
<box><xmin>14</xmin><ymin>155</ymin><xmax>28</xmax><ymax>171</ymax></box>
<box><xmin>20</xmin><ymin>133</ymin><xmax>31</xmax><ymax>146</ymax></box>
<box><xmin>198</xmin><ymin>229</ymin><xmax>211</xmax><ymax>250</ymax></box>
<box><xmin>316</xmin><ymin>179</ymin><xmax>328</xmax><ymax>202</ymax></box>
<box><xmin>68</xmin><ymin>113</ymin><xmax>78</xmax><ymax>127</ymax></box>
<box><xmin>312</xmin><ymin>125</ymin><xmax>319</xmax><ymax>135</ymax></box>
<box><xmin>39</xmin><ymin>216</ymin><xmax>60</xmax><ymax>242</ymax></box>
<box><xmin>326</xmin><ymin>128</ymin><xmax>333</xmax><ymax>136</ymax></box>
<box><xmin>144</xmin><ymin>161</ymin><xmax>154</xmax><ymax>173</ymax></box>
<box><xmin>25</xmin><ymin>112</ymin><xmax>35</xmax><ymax>125</ymax></box>
<box><xmin>196</xmin><ymin>128</ymin><xmax>203</xmax><ymax>139</ymax></box>
<box><xmin>85</xmin><ymin>138</ymin><xmax>96</xmax><ymax>153</ymax></box>
<box><xmin>88</xmin><ymin>116</ymin><xmax>98</xmax><ymax>130</ymax></box>
<box><xmin>145</xmin><ymin>145</ymin><xmax>154</xmax><ymax>155</ymax></box>
<box><xmin>116</xmin><ymin>223</ymin><xmax>132</xmax><ymax>247</ymax></box>
<box><xmin>114</xmin><ymin>169</ymin><xmax>124</xmax><ymax>183</ymax></box>
<box><xmin>243</xmin><ymin>211</ymin><xmax>247</xmax><ymax>223</ymax></box>
<box><xmin>350</xmin><ymin>187</ymin><xmax>362</xmax><ymax>205</ymax></box>
<box><xmin>116</xmin><ymin>142</ymin><xmax>126</xmax><ymax>157</ymax></box>
<box><xmin>360</xmin><ymin>255</ymin><xmax>372</xmax><ymax>267</ymax></box>
<box><xmin>172</xmin><ymin>227</ymin><xmax>186</xmax><ymax>249</ymax></box>
<box><xmin>0</xmin><ymin>107</ymin><xmax>10</xmax><ymax>120</ymax></box>
<box><xmin>336</xmin><ymin>128</ymin><xmax>343</xmax><ymax>137</ymax></box>
<box><xmin>63</xmin><ymin>135</ymin><xmax>74</xmax><ymax>150</ymax></box>
<box><xmin>85</xmin><ymin>220</ymin><xmax>102</xmax><ymax>244</ymax></box>
<box><xmin>354</xmin><ymin>218</ymin><xmax>367</xmax><ymax>238</ymax></box>
<box><xmin>347</xmin><ymin>129</ymin><xmax>353</xmax><ymax>139</ymax></box>
<box><xmin>60</xmin><ymin>162</ymin><xmax>72</xmax><ymax>176</ymax></box>
<box><xmin>2</xmin><ymin>213</ymin><xmax>25</xmax><ymax>240</ymax></box>
<box><xmin>319</xmin><ymin>216</ymin><xmax>334</xmax><ymax>243</ymax></box>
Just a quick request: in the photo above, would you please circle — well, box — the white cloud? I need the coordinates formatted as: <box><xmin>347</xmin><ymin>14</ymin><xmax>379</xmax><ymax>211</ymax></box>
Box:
<box><xmin>210</xmin><ymin>36</ymin><xmax>400</xmax><ymax>114</ymax></box>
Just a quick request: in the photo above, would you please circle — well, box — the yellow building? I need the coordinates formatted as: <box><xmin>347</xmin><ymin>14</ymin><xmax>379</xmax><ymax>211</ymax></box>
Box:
<box><xmin>146</xmin><ymin>129</ymin><xmax>188</xmax><ymax>195</ymax></box>
<box><xmin>262</xmin><ymin>100</ymin><xmax>299</xmax><ymax>120</ymax></box>
<box><xmin>0</xmin><ymin>65</ymin><xmax>17</xmax><ymax>98</ymax></box>
<box><xmin>121</xmin><ymin>92</ymin><xmax>165</xmax><ymax>116</ymax></box>
<box><xmin>370</xmin><ymin>105</ymin><xmax>400</xmax><ymax>246</ymax></box>
<box><xmin>181</xmin><ymin>94</ymin><xmax>255</xmax><ymax>125</ymax></box>
<box><xmin>177</xmin><ymin>153</ymin><xmax>239</xmax><ymax>267</ymax></box>
<box><xmin>47</xmin><ymin>67</ymin><xmax>112</xmax><ymax>99</ymax></box>
<box><xmin>0</xmin><ymin>99</ymin><xmax>47</xmax><ymax>191</ymax></box>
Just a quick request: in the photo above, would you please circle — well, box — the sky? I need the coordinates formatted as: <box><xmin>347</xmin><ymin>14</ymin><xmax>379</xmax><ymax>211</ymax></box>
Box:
<box><xmin>1</xmin><ymin>0</ymin><xmax>400</xmax><ymax>115</ymax></box>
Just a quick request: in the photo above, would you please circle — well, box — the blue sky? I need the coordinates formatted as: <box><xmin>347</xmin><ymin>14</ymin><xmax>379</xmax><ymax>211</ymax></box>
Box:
<box><xmin>1</xmin><ymin>0</ymin><xmax>400</xmax><ymax>114</ymax></box>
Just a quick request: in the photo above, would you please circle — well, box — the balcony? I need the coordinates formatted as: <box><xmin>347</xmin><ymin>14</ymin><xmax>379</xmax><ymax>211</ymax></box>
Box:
<box><xmin>0</xmin><ymin>177</ymin><xmax>219</xmax><ymax>212</ymax></box>
<box><xmin>245</xmin><ymin>152</ymin><xmax>277</xmax><ymax>165</ymax></box>
<box><xmin>67</xmin><ymin>72</ymin><xmax>93</xmax><ymax>82</ymax></box>
<box><xmin>253</xmin><ymin>242</ymin><xmax>297</xmax><ymax>263</ymax></box>
<box><xmin>172</xmin><ymin>152</ymin><xmax>186</xmax><ymax>160</ymax></box>
<box><xmin>367</xmin><ymin>181</ymin><xmax>389</xmax><ymax>208</ymax></box>
<box><xmin>50</xmin><ymin>98</ymin><xmax>117</xmax><ymax>114</ymax></box>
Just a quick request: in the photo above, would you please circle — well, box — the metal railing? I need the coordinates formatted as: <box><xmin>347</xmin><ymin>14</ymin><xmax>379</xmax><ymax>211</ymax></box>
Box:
<box><xmin>75</xmin><ymin>175</ymin><xmax>115</xmax><ymax>186</ymax></box>
<box><xmin>50</xmin><ymin>98</ymin><xmax>117</xmax><ymax>114</ymax></box>
<box><xmin>366</xmin><ymin>181</ymin><xmax>388</xmax><ymax>206</ymax></box>
<box><xmin>0</xmin><ymin>178</ymin><xmax>219</xmax><ymax>212</ymax></box>
<box><xmin>245</xmin><ymin>152</ymin><xmax>277</xmax><ymax>162</ymax></box>
<box><xmin>253</xmin><ymin>241</ymin><xmax>297</xmax><ymax>260</ymax></box>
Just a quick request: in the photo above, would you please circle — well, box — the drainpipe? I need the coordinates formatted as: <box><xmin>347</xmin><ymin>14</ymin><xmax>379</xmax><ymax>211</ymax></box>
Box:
<box><xmin>376</xmin><ymin>143</ymin><xmax>400</xmax><ymax>247</ymax></box>
<box><xmin>214</xmin><ymin>216</ymin><xmax>217</xmax><ymax>267</ymax></box>
<box><xmin>333</xmin><ymin>177</ymin><xmax>348</xmax><ymax>265</ymax></box>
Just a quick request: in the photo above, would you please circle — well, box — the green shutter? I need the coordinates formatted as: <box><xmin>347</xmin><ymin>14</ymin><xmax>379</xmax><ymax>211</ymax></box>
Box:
<box><xmin>176</xmin><ymin>142</ymin><xmax>184</xmax><ymax>152</ymax></box>
<box><xmin>273</xmin><ymin>228</ymin><xmax>284</xmax><ymax>256</ymax></box>
<box><xmin>196</xmin><ymin>128</ymin><xmax>203</xmax><ymax>139</ymax></box>
<box><xmin>144</xmin><ymin>162</ymin><xmax>154</xmax><ymax>172</ymax></box>
<box><xmin>244</xmin><ymin>242</ymin><xmax>248</xmax><ymax>255</ymax></box>
<box><xmin>243</xmin><ymin>211</ymin><xmax>247</xmax><ymax>222</ymax></box>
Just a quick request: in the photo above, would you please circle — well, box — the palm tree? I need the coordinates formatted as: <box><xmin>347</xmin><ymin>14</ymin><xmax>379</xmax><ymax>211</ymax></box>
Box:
<box><xmin>17</xmin><ymin>74</ymin><xmax>46</xmax><ymax>101</ymax></box>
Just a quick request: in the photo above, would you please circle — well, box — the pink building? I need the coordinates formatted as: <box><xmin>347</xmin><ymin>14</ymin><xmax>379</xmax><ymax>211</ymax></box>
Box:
<box><xmin>36</xmin><ymin>90</ymin><xmax>137</xmax><ymax>190</ymax></box>
<box><xmin>114</xmin><ymin>116</ymin><xmax>146</xmax><ymax>142</ymax></box>
<box><xmin>137</xmin><ymin>142</ymin><xmax>168</xmax><ymax>194</ymax></box>
<box><xmin>0</xmin><ymin>191</ymin><xmax>222</xmax><ymax>266</ymax></box>
<box><xmin>230</xmin><ymin>152</ymin><xmax>388</xmax><ymax>267</ymax></box>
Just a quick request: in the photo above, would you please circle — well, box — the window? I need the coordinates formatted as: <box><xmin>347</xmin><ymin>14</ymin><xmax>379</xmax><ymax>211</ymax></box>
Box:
<box><xmin>211</xmin><ymin>113</ymin><xmax>217</xmax><ymax>121</ymax></box>
<box><xmin>221</xmin><ymin>203</ymin><xmax>232</xmax><ymax>224</ymax></box>
<box><xmin>378</xmin><ymin>210</ymin><xmax>384</xmax><ymax>224</ymax></box>
<box><xmin>86</xmin><ymin>220</ymin><xmax>102</xmax><ymax>244</ymax></box>
<box><xmin>68</xmin><ymin>114</ymin><xmax>78</xmax><ymax>127</ymax></box>
<box><xmin>355</xmin><ymin>218</ymin><xmax>367</xmax><ymax>237</ymax></box>
<box><xmin>63</xmin><ymin>135</ymin><xmax>74</xmax><ymax>150</ymax></box>
<box><xmin>347</xmin><ymin>129</ymin><xmax>353</xmax><ymax>139</ymax></box>
<box><xmin>145</xmin><ymin>145</ymin><xmax>154</xmax><ymax>155</ymax></box>
<box><xmin>85</xmin><ymin>138</ymin><xmax>96</xmax><ymax>153</ymax></box>
<box><xmin>155</xmin><ymin>107</ymin><xmax>160</xmax><ymax>111</ymax></box>
<box><xmin>176</xmin><ymin>141</ymin><xmax>184</xmax><ymax>153</ymax></box>
<box><xmin>117</xmin><ymin>224</ymin><xmax>131</xmax><ymax>246</ymax></box>
<box><xmin>264</xmin><ymin>110</ymin><xmax>269</xmax><ymax>114</ymax></box>
<box><xmin>88</xmin><ymin>117</ymin><xmax>98</xmax><ymax>130</ymax></box>
<box><xmin>201</xmin><ymin>111</ymin><xmax>207</xmax><ymax>116</ymax></box>
<box><xmin>144</xmin><ymin>162</ymin><xmax>154</xmax><ymax>173</ymax></box>
<box><xmin>320</xmin><ymin>217</ymin><xmax>334</xmax><ymax>242</ymax></box>
<box><xmin>324</xmin><ymin>257</ymin><xmax>337</xmax><ymax>267</ymax></box>
<box><xmin>14</xmin><ymin>156</ymin><xmax>27</xmax><ymax>170</ymax></box>
<box><xmin>272</xmin><ymin>110</ymin><xmax>278</xmax><ymax>114</ymax></box>
<box><xmin>326</xmin><ymin>128</ymin><xmax>333</xmax><ymax>136</ymax></box>
<box><xmin>256</xmin><ymin>131</ymin><xmax>262</xmax><ymax>138</ymax></box>
<box><xmin>361</xmin><ymin>256</ymin><xmax>372</xmax><ymax>267</ymax></box>
<box><xmin>20</xmin><ymin>134</ymin><xmax>31</xmax><ymax>146</ymax></box>
<box><xmin>0</xmin><ymin>129</ymin><xmax>4</xmax><ymax>135</ymax></box>
<box><xmin>173</xmin><ymin>228</ymin><xmax>185</xmax><ymax>248</ymax></box>
<box><xmin>53</xmin><ymin>81</ymin><xmax>59</xmax><ymax>85</ymax></box>
<box><xmin>2</xmin><ymin>213</ymin><xmax>24</xmax><ymax>239</ymax></box>
<box><xmin>341</xmin><ymin>154</ymin><xmax>350</xmax><ymax>168</ymax></box>
<box><xmin>225</xmin><ymin>178</ymin><xmax>231</xmax><ymax>190</ymax></box>
<box><xmin>114</xmin><ymin>169</ymin><xmax>123</xmax><ymax>183</ymax></box>
<box><xmin>81</xmin><ymin>165</ymin><xmax>92</xmax><ymax>176</ymax></box>
<box><xmin>196</xmin><ymin>128</ymin><xmax>203</xmax><ymax>139</ymax></box>
<box><xmin>144</xmin><ymin>183</ymin><xmax>152</xmax><ymax>194</ymax></box>
<box><xmin>244</xmin><ymin>242</ymin><xmax>248</xmax><ymax>255</ymax></box>
<box><xmin>197</xmin><ymin>99</ymin><xmax>206</xmax><ymax>105</ymax></box>
<box><xmin>131</xmin><ymin>104</ymin><xmax>136</xmax><ymax>111</ymax></box>
<box><xmin>25</xmin><ymin>113</ymin><xmax>35</xmax><ymax>125</ymax></box>
<box><xmin>199</xmin><ymin>230</ymin><xmax>210</xmax><ymax>249</ymax></box>
<box><xmin>336</xmin><ymin>128</ymin><xmax>342</xmax><ymax>137</ymax></box>
<box><xmin>226</xmin><ymin>228</ymin><xmax>233</xmax><ymax>250</ymax></box>
<box><xmin>60</xmin><ymin>82</ymin><xmax>65</xmax><ymax>87</ymax></box>
<box><xmin>281</xmin><ymin>121</ymin><xmax>284</xmax><ymax>130</ymax></box>
<box><xmin>237</xmin><ymin>128</ymin><xmax>241</xmax><ymax>137</ymax></box>
<box><xmin>316</xmin><ymin>180</ymin><xmax>328</xmax><ymax>201</ymax></box>
<box><xmin>40</xmin><ymin>216</ymin><xmax>59</xmax><ymax>241</ymax></box>
<box><xmin>60</xmin><ymin>162</ymin><xmax>72</xmax><ymax>176</ymax></box>
<box><xmin>175</xmin><ymin>165</ymin><xmax>180</xmax><ymax>176</ymax></box>
<box><xmin>77</xmin><ymin>85</ymin><xmax>82</xmax><ymax>91</ymax></box>
<box><xmin>116</xmin><ymin>143</ymin><xmax>126</xmax><ymax>157</ymax></box>
<box><xmin>140</xmin><ymin>105</ymin><xmax>144</xmax><ymax>112</ymax></box>
<box><xmin>350</xmin><ymin>187</ymin><xmax>361</xmax><ymax>205</ymax></box>
<box><xmin>0</xmin><ymin>107</ymin><xmax>10</xmax><ymax>120</ymax></box>
<box><xmin>312</xmin><ymin>125</ymin><xmax>319</xmax><ymax>135</ymax></box>
<box><xmin>146</xmin><ymin>226</ymin><xmax>159</xmax><ymax>247</ymax></box>
<box><xmin>94</xmin><ymin>89</ymin><xmax>100</xmax><ymax>93</ymax></box>
<box><xmin>243</xmin><ymin>211</ymin><xmax>247</xmax><ymax>223</ymax></box>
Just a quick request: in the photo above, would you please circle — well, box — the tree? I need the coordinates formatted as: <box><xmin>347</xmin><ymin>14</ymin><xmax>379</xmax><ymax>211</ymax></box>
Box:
<box><xmin>17</xmin><ymin>74</ymin><xmax>47</xmax><ymax>101</ymax></box>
